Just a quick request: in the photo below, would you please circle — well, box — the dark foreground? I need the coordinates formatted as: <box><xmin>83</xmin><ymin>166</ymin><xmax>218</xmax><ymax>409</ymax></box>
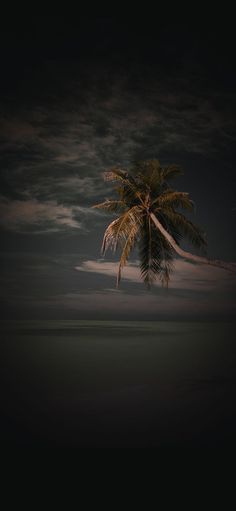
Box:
<box><xmin>1</xmin><ymin>320</ymin><xmax>236</xmax><ymax>448</ymax></box>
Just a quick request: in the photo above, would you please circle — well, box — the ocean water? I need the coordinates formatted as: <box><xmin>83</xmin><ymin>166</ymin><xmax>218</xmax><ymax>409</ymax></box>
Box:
<box><xmin>1</xmin><ymin>320</ymin><xmax>236</xmax><ymax>448</ymax></box>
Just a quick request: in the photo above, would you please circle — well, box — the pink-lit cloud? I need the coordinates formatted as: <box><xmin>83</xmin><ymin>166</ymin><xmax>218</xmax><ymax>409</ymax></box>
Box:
<box><xmin>75</xmin><ymin>259</ymin><xmax>236</xmax><ymax>292</ymax></box>
<box><xmin>0</xmin><ymin>197</ymin><xmax>87</xmax><ymax>232</ymax></box>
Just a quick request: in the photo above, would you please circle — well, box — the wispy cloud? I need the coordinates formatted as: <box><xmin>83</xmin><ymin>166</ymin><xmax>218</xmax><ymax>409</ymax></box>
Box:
<box><xmin>75</xmin><ymin>259</ymin><xmax>236</xmax><ymax>292</ymax></box>
<box><xmin>0</xmin><ymin>251</ymin><xmax>235</xmax><ymax>319</ymax></box>
<box><xmin>0</xmin><ymin>197</ymin><xmax>98</xmax><ymax>232</ymax></box>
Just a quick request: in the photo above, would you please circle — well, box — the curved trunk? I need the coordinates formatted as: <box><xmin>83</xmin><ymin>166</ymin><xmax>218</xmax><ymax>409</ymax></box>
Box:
<box><xmin>150</xmin><ymin>212</ymin><xmax>236</xmax><ymax>273</ymax></box>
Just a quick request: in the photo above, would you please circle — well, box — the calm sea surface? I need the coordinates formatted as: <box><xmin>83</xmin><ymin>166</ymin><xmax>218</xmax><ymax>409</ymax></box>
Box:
<box><xmin>1</xmin><ymin>320</ymin><xmax>236</xmax><ymax>447</ymax></box>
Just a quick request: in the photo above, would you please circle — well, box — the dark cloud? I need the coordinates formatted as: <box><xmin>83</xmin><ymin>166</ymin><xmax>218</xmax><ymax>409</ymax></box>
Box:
<box><xmin>0</xmin><ymin>18</ymin><xmax>235</xmax><ymax>319</ymax></box>
<box><xmin>1</xmin><ymin>76</ymin><xmax>235</xmax><ymax>228</ymax></box>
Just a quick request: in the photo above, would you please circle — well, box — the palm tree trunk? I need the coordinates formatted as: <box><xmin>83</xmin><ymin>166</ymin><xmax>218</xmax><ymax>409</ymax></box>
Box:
<box><xmin>150</xmin><ymin>212</ymin><xmax>236</xmax><ymax>273</ymax></box>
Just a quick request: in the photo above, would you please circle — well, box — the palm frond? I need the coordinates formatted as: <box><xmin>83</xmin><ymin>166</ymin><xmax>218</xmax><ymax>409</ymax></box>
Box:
<box><xmin>101</xmin><ymin>205</ymin><xmax>143</xmax><ymax>255</ymax></box>
<box><xmin>115</xmin><ymin>183</ymin><xmax>142</xmax><ymax>206</ymax></box>
<box><xmin>160</xmin><ymin>208</ymin><xmax>207</xmax><ymax>249</ymax></box>
<box><xmin>139</xmin><ymin>216</ymin><xmax>174</xmax><ymax>288</ymax></box>
<box><xmin>117</xmin><ymin>221</ymin><xmax>139</xmax><ymax>287</ymax></box>
<box><xmin>162</xmin><ymin>164</ymin><xmax>184</xmax><ymax>181</ymax></box>
<box><xmin>154</xmin><ymin>209</ymin><xmax>183</xmax><ymax>245</ymax></box>
<box><xmin>103</xmin><ymin>167</ymin><xmax>128</xmax><ymax>182</ymax></box>
<box><xmin>159</xmin><ymin>258</ymin><xmax>174</xmax><ymax>287</ymax></box>
<box><xmin>104</xmin><ymin>167</ymin><xmax>145</xmax><ymax>206</ymax></box>
<box><xmin>92</xmin><ymin>200</ymin><xmax>126</xmax><ymax>214</ymax></box>
<box><xmin>132</xmin><ymin>160</ymin><xmax>163</xmax><ymax>194</ymax></box>
<box><xmin>153</xmin><ymin>190</ymin><xmax>194</xmax><ymax>211</ymax></box>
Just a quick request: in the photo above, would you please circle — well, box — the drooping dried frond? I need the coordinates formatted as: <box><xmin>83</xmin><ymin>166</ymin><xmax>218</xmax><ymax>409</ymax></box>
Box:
<box><xmin>117</xmin><ymin>220</ymin><xmax>140</xmax><ymax>287</ymax></box>
<box><xmin>101</xmin><ymin>205</ymin><xmax>143</xmax><ymax>255</ymax></box>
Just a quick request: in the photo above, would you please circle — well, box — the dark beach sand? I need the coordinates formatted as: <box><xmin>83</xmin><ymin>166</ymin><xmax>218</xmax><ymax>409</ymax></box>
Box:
<box><xmin>1</xmin><ymin>320</ymin><xmax>236</xmax><ymax>448</ymax></box>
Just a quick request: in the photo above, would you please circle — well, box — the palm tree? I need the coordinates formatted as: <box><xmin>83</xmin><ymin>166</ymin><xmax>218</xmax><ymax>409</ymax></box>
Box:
<box><xmin>93</xmin><ymin>160</ymin><xmax>236</xmax><ymax>288</ymax></box>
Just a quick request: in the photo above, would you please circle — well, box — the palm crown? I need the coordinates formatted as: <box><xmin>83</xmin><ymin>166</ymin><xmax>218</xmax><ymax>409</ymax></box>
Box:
<box><xmin>93</xmin><ymin>159</ymin><xmax>207</xmax><ymax>288</ymax></box>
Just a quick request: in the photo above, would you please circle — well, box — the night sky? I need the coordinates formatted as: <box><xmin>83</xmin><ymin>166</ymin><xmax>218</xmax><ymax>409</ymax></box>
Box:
<box><xmin>1</xmin><ymin>16</ymin><xmax>236</xmax><ymax>321</ymax></box>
